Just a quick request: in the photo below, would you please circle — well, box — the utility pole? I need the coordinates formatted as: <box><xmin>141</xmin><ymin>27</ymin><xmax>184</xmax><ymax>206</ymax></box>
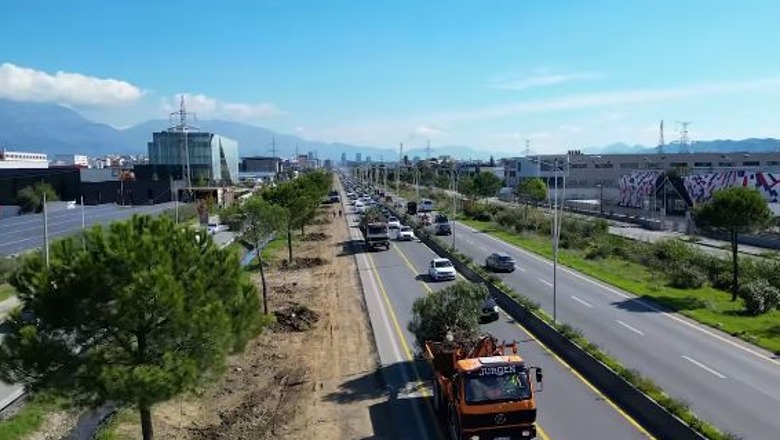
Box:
<box><xmin>396</xmin><ymin>142</ymin><xmax>402</xmax><ymax>196</ymax></box>
<box><xmin>270</xmin><ymin>135</ymin><xmax>277</xmax><ymax>157</ymax></box>
<box><xmin>43</xmin><ymin>192</ymin><xmax>50</xmax><ymax>269</ymax></box>
<box><xmin>81</xmin><ymin>196</ymin><xmax>86</xmax><ymax>249</ymax></box>
<box><xmin>451</xmin><ymin>168</ymin><xmax>458</xmax><ymax>248</ymax></box>
<box><xmin>426</xmin><ymin>139</ymin><xmax>432</xmax><ymax>160</ymax></box>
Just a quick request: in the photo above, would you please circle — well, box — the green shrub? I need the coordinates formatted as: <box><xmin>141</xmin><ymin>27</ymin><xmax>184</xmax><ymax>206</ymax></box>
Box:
<box><xmin>740</xmin><ymin>279</ymin><xmax>780</xmax><ymax>315</ymax></box>
<box><xmin>0</xmin><ymin>257</ymin><xmax>19</xmax><ymax>284</ymax></box>
<box><xmin>667</xmin><ymin>264</ymin><xmax>707</xmax><ymax>289</ymax></box>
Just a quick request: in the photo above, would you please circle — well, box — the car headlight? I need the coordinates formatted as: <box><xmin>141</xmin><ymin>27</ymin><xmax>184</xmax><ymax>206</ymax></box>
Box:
<box><xmin>493</xmin><ymin>305</ymin><xmax>500</xmax><ymax>313</ymax></box>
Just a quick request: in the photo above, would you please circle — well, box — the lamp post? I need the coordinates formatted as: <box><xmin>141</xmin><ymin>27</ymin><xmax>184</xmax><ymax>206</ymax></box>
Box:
<box><xmin>596</xmin><ymin>184</ymin><xmax>604</xmax><ymax>214</ymax></box>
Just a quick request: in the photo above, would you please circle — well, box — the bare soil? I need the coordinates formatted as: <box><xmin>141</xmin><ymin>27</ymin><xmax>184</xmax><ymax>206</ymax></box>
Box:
<box><xmin>111</xmin><ymin>203</ymin><xmax>382</xmax><ymax>439</ymax></box>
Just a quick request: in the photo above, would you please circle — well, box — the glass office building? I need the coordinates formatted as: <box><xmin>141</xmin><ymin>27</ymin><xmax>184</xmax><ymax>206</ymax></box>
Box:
<box><xmin>147</xmin><ymin>131</ymin><xmax>239</xmax><ymax>184</ymax></box>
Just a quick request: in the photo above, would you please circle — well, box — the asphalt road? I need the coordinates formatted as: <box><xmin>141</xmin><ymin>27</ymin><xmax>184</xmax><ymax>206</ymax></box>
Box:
<box><xmin>450</xmin><ymin>219</ymin><xmax>780</xmax><ymax>439</ymax></box>
<box><xmin>0</xmin><ymin>202</ymin><xmax>179</xmax><ymax>256</ymax></box>
<box><xmin>343</xmin><ymin>190</ymin><xmax>650</xmax><ymax>438</ymax></box>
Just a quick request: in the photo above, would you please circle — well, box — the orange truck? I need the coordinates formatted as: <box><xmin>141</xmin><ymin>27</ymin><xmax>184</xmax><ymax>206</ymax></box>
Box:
<box><xmin>423</xmin><ymin>334</ymin><xmax>543</xmax><ymax>440</ymax></box>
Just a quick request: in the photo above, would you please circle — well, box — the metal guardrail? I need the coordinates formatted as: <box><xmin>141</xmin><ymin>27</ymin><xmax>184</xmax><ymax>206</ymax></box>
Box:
<box><xmin>387</xmin><ymin>203</ymin><xmax>706</xmax><ymax>440</ymax></box>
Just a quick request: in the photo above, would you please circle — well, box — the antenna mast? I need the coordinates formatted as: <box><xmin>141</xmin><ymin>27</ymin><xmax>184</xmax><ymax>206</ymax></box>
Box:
<box><xmin>677</xmin><ymin>121</ymin><xmax>692</xmax><ymax>153</ymax></box>
<box><xmin>269</xmin><ymin>135</ymin><xmax>277</xmax><ymax>157</ymax></box>
<box><xmin>524</xmin><ymin>139</ymin><xmax>531</xmax><ymax>157</ymax></box>
<box><xmin>657</xmin><ymin>120</ymin><xmax>665</xmax><ymax>154</ymax></box>
<box><xmin>426</xmin><ymin>139</ymin><xmax>432</xmax><ymax>159</ymax></box>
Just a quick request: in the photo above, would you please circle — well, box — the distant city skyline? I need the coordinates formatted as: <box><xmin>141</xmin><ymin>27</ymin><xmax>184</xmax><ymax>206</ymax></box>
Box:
<box><xmin>2</xmin><ymin>1</ymin><xmax>780</xmax><ymax>154</ymax></box>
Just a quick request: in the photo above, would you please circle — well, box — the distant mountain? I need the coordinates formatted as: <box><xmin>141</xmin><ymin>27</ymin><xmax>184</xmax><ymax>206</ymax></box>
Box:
<box><xmin>585</xmin><ymin>139</ymin><xmax>780</xmax><ymax>155</ymax></box>
<box><xmin>2</xmin><ymin>99</ymin><xmax>779</xmax><ymax>160</ymax></box>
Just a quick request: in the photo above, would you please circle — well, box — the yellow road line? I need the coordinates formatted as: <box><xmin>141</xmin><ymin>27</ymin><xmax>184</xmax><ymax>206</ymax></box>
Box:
<box><xmin>389</xmin><ymin>245</ymin><xmax>554</xmax><ymax>440</ymax></box>
<box><xmin>501</xmin><ymin>312</ymin><xmax>655</xmax><ymax>439</ymax></box>
<box><xmin>366</xmin><ymin>252</ymin><xmax>445</xmax><ymax>440</ymax></box>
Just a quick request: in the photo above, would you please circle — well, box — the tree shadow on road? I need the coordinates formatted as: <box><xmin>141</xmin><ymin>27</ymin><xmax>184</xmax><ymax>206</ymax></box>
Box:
<box><xmin>611</xmin><ymin>295</ymin><xmax>706</xmax><ymax>313</ymax></box>
<box><xmin>324</xmin><ymin>360</ymin><xmax>440</xmax><ymax>439</ymax></box>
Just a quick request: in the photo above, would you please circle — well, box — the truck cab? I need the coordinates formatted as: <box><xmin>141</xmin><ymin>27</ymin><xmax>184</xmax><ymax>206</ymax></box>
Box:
<box><xmin>433</xmin><ymin>213</ymin><xmax>452</xmax><ymax>236</ymax></box>
<box><xmin>425</xmin><ymin>337</ymin><xmax>542</xmax><ymax>440</ymax></box>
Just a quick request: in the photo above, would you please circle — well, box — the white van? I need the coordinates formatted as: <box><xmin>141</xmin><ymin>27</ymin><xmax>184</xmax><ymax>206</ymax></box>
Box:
<box><xmin>419</xmin><ymin>198</ymin><xmax>434</xmax><ymax>212</ymax></box>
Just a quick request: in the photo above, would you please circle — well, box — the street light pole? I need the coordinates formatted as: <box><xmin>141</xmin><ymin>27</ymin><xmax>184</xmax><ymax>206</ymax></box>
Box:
<box><xmin>552</xmin><ymin>160</ymin><xmax>559</xmax><ymax>324</ymax></box>
<box><xmin>43</xmin><ymin>192</ymin><xmax>50</xmax><ymax>269</ymax></box>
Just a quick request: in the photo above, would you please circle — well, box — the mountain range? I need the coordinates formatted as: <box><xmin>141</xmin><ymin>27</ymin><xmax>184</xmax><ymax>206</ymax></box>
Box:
<box><xmin>0</xmin><ymin>99</ymin><xmax>778</xmax><ymax>160</ymax></box>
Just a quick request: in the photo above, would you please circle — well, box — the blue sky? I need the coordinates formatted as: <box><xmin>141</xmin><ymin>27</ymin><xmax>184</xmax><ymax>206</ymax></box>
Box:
<box><xmin>2</xmin><ymin>0</ymin><xmax>780</xmax><ymax>154</ymax></box>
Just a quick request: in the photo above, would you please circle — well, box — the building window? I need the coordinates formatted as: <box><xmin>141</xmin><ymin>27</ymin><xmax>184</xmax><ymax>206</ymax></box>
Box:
<box><xmin>619</xmin><ymin>163</ymin><xmax>639</xmax><ymax>169</ymax></box>
<box><xmin>766</xmin><ymin>161</ymin><xmax>780</xmax><ymax>166</ymax></box>
<box><xmin>516</xmin><ymin>162</ymin><xmax>522</xmax><ymax>172</ymax></box>
<box><xmin>743</xmin><ymin>161</ymin><xmax>760</xmax><ymax>166</ymax></box>
<box><xmin>693</xmin><ymin>162</ymin><xmax>712</xmax><ymax>167</ymax></box>
<box><xmin>594</xmin><ymin>163</ymin><xmax>614</xmax><ymax>169</ymax></box>
<box><xmin>669</xmin><ymin>162</ymin><xmax>688</xmax><ymax>168</ymax></box>
<box><xmin>644</xmin><ymin>162</ymin><xmax>662</xmax><ymax>169</ymax></box>
<box><xmin>570</xmin><ymin>163</ymin><xmax>588</xmax><ymax>169</ymax></box>
<box><xmin>719</xmin><ymin>162</ymin><xmax>733</xmax><ymax>167</ymax></box>
<box><xmin>509</xmin><ymin>171</ymin><xmax>516</xmax><ymax>178</ymax></box>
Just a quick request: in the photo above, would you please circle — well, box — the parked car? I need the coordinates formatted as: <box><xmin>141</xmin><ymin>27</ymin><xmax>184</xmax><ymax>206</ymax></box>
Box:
<box><xmin>479</xmin><ymin>296</ymin><xmax>500</xmax><ymax>323</ymax></box>
<box><xmin>397</xmin><ymin>225</ymin><xmax>416</xmax><ymax>241</ymax></box>
<box><xmin>485</xmin><ymin>252</ymin><xmax>516</xmax><ymax>272</ymax></box>
<box><xmin>428</xmin><ymin>258</ymin><xmax>457</xmax><ymax>281</ymax></box>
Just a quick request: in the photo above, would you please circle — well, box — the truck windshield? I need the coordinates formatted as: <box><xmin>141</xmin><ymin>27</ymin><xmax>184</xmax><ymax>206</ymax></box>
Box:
<box><xmin>367</xmin><ymin>225</ymin><xmax>387</xmax><ymax>234</ymax></box>
<box><xmin>464</xmin><ymin>368</ymin><xmax>531</xmax><ymax>404</ymax></box>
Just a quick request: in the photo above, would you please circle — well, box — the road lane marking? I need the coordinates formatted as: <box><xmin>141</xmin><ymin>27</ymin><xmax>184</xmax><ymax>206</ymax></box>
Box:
<box><xmin>365</xmin><ymin>251</ymin><xmax>443</xmax><ymax>440</ymax></box>
<box><xmin>385</xmin><ymin>241</ymin><xmax>550</xmax><ymax>439</ymax></box>
<box><xmin>616</xmin><ymin>320</ymin><xmax>645</xmax><ymax>336</ymax></box>
<box><xmin>538</xmin><ymin>278</ymin><xmax>553</xmax><ymax>287</ymax></box>
<box><xmin>681</xmin><ymin>356</ymin><xmax>727</xmax><ymax>379</ymax></box>
<box><xmin>455</xmin><ymin>221</ymin><xmax>780</xmax><ymax>368</ymax></box>
<box><xmin>571</xmin><ymin>296</ymin><xmax>593</xmax><ymax>308</ymax></box>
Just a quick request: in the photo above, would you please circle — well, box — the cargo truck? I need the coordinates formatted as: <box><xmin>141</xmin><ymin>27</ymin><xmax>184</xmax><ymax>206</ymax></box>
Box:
<box><xmin>424</xmin><ymin>334</ymin><xmax>543</xmax><ymax>440</ymax></box>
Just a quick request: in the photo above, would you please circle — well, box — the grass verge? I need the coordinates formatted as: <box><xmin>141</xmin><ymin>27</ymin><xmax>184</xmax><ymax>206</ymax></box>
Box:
<box><xmin>0</xmin><ymin>283</ymin><xmax>15</xmax><ymax>302</ymax></box>
<box><xmin>459</xmin><ymin>217</ymin><xmax>780</xmax><ymax>354</ymax></box>
<box><xmin>0</xmin><ymin>393</ymin><xmax>69</xmax><ymax>440</ymax></box>
<box><xmin>93</xmin><ymin>408</ymin><xmax>135</xmax><ymax>440</ymax></box>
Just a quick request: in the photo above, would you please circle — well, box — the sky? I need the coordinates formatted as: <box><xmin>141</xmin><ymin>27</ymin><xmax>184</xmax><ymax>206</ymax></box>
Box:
<box><xmin>1</xmin><ymin>0</ymin><xmax>780</xmax><ymax>154</ymax></box>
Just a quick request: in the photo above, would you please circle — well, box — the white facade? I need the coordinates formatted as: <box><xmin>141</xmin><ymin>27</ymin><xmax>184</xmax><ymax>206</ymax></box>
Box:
<box><xmin>53</xmin><ymin>154</ymin><xmax>89</xmax><ymax>167</ymax></box>
<box><xmin>0</xmin><ymin>149</ymin><xmax>48</xmax><ymax>169</ymax></box>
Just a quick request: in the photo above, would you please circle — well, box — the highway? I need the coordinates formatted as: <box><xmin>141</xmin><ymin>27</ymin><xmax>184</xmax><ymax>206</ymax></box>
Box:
<box><xmin>449</xmin><ymin>219</ymin><xmax>780</xmax><ymax>439</ymax></box>
<box><xmin>0</xmin><ymin>202</ymin><xmax>179</xmax><ymax>256</ymax></box>
<box><xmin>344</xmin><ymin>193</ymin><xmax>650</xmax><ymax>438</ymax></box>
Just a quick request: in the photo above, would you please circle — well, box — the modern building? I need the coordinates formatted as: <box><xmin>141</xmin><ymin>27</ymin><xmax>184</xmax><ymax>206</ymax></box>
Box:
<box><xmin>355</xmin><ymin>152</ymin><xmax>362</xmax><ymax>163</ymax></box>
<box><xmin>238</xmin><ymin>156</ymin><xmax>281</xmax><ymax>182</ymax></box>
<box><xmin>341</xmin><ymin>152</ymin><xmax>347</xmax><ymax>165</ymax></box>
<box><xmin>0</xmin><ymin>148</ymin><xmax>48</xmax><ymax>169</ymax></box>
<box><xmin>147</xmin><ymin>131</ymin><xmax>238</xmax><ymax>184</ymax></box>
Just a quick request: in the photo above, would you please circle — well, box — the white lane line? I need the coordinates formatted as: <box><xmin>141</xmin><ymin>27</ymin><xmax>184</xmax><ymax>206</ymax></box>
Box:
<box><xmin>538</xmin><ymin>278</ymin><xmax>553</xmax><ymax>287</ymax></box>
<box><xmin>682</xmin><ymin>355</ymin><xmax>727</xmax><ymax>379</ymax></box>
<box><xmin>515</xmin><ymin>266</ymin><xmax>525</xmax><ymax>272</ymax></box>
<box><xmin>616</xmin><ymin>320</ymin><xmax>645</xmax><ymax>336</ymax></box>
<box><xmin>455</xmin><ymin>220</ymin><xmax>780</xmax><ymax>367</ymax></box>
<box><xmin>571</xmin><ymin>296</ymin><xmax>593</xmax><ymax>308</ymax></box>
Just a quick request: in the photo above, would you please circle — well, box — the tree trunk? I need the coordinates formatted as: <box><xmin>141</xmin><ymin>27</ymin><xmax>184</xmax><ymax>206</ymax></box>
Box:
<box><xmin>140</xmin><ymin>406</ymin><xmax>154</xmax><ymax>440</ymax></box>
<box><xmin>257</xmin><ymin>247</ymin><xmax>268</xmax><ymax>314</ymax></box>
<box><xmin>731</xmin><ymin>228</ymin><xmax>739</xmax><ymax>302</ymax></box>
<box><xmin>287</xmin><ymin>226</ymin><xmax>293</xmax><ymax>262</ymax></box>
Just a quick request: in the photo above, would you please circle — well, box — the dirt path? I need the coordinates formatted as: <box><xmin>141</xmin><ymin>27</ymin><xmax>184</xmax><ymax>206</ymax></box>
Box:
<box><xmin>110</xmin><ymin>200</ymin><xmax>382</xmax><ymax>439</ymax></box>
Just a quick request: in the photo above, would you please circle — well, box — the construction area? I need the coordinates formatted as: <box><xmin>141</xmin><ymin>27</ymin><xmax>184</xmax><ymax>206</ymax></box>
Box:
<box><xmin>98</xmin><ymin>202</ymin><xmax>381</xmax><ymax>439</ymax></box>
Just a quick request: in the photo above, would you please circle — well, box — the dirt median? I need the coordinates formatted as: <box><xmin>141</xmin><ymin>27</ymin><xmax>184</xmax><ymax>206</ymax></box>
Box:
<box><xmin>109</xmin><ymin>203</ymin><xmax>383</xmax><ymax>439</ymax></box>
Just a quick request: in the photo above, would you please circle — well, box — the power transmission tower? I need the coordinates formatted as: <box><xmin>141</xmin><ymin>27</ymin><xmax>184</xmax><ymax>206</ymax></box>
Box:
<box><xmin>169</xmin><ymin>95</ymin><xmax>197</xmax><ymax>191</ymax></box>
<box><xmin>269</xmin><ymin>135</ymin><xmax>277</xmax><ymax>157</ymax></box>
<box><xmin>677</xmin><ymin>121</ymin><xmax>692</xmax><ymax>153</ymax></box>
<box><xmin>524</xmin><ymin>139</ymin><xmax>531</xmax><ymax>157</ymax></box>
<box><xmin>657</xmin><ymin>120</ymin><xmax>665</xmax><ymax>154</ymax></box>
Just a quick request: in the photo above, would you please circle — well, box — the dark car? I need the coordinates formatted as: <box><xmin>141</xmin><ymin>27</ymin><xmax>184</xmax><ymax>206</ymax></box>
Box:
<box><xmin>485</xmin><ymin>252</ymin><xmax>516</xmax><ymax>272</ymax></box>
<box><xmin>479</xmin><ymin>296</ymin><xmax>500</xmax><ymax>323</ymax></box>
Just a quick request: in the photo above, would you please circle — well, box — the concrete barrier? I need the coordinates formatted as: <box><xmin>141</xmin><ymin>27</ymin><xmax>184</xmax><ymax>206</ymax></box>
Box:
<box><xmin>394</xmin><ymin>206</ymin><xmax>706</xmax><ymax>440</ymax></box>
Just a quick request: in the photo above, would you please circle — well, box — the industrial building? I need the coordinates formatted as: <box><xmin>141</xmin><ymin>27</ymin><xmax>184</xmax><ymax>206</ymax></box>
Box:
<box><xmin>504</xmin><ymin>150</ymin><xmax>780</xmax><ymax>214</ymax></box>
<box><xmin>0</xmin><ymin>149</ymin><xmax>48</xmax><ymax>169</ymax></box>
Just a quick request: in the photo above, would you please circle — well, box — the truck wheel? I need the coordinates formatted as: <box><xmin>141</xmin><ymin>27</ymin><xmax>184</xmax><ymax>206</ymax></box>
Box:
<box><xmin>447</xmin><ymin>403</ymin><xmax>462</xmax><ymax>440</ymax></box>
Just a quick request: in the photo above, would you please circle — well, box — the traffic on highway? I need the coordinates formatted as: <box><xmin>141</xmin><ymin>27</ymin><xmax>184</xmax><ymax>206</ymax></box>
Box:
<box><xmin>340</xmin><ymin>175</ymin><xmax>651</xmax><ymax>439</ymax></box>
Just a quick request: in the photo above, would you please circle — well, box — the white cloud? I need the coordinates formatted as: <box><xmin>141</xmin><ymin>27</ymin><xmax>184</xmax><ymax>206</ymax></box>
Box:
<box><xmin>434</xmin><ymin>77</ymin><xmax>780</xmax><ymax>125</ymax></box>
<box><xmin>489</xmin><ymin>72</ymin><xmax>602</xmax><ymax>91</ymax></box>
<box><xmin>0</xmin><ymin>62</ymin><xmax>144</xmax><ymax>106</ymax></box>
<box><xmin>409</xmin><ymin>125</ymin><xmax>445</xmax><ymax>140</ymax></box>
<box><xmin>161</xmin><ymin>93</ymin><xmax>284</xmax><ymax>121</ymax></box>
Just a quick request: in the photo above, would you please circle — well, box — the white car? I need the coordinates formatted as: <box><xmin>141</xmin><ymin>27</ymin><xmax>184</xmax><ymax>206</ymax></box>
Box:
<box><xmin>355</xmin><ymin>203</ymin><xmax>366</xmax><ymax>214</ymax></box>
<box><xmin>387</xmin><ymin>217</ymin><xmax>401</xmax><ymax>229</ymax></box>
<box><xmin>428</xmin><ymin>258</ymin><xmax>457</xmax><ymax>281</ymax></box>
<box><xmin>397</xmin><ymin>225</ymin><xmax>416</xmax><ymax>241</ymax></box>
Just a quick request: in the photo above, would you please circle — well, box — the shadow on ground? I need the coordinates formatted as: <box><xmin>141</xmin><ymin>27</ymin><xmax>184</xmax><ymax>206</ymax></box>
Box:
<box><xmin>324</xmin><ymin>360</ymin><xmax>440</xmax><ymax>439</ymax></box>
